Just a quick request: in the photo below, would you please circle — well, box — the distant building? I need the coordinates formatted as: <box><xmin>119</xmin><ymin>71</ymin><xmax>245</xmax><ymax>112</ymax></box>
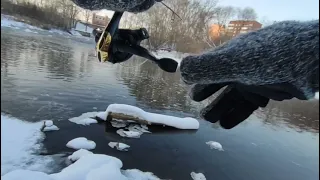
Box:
<box><xmin>226</xmin><ymin>20</ymin><xmax>262</xmax><ymax>37</ymax></box>
<box><xmin>209</xmin><ymin>24</ymin><xmax>225</xmax><ymax>40</ymax></box>
<box><xmin>92</xmin><ymin>13</ymin><xmax>110</xmax><ymax>27</ymax></box>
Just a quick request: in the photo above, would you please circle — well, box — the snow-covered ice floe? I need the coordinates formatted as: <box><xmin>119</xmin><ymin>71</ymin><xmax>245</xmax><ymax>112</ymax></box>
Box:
<box><xmin>1</xmin><ymin>115</ymin><xmax>54</xmax><ymax>175</ymax></box>
<box><xmin>206</xmin><ymin>141</ymin><xmax>224</xmax><ymax>151</ymax></box>
<box><xmin>191</xmin><ymin>172</ymin><xmax>206</xmax><ymax>180</ymax></box>
<box><xmin>108</xmin><ymin>142</ymin><xmax>130</xmax><ymax>151</ymax></box>
<box><xmin>66</xmin><ymin>137</ymin><xmax>96</xmax><ymax>150</ymax></box>
<box><xmin>116</xmin><ymin>129</ymin><xmax>142</xmax><ymax>138</ymax></box>
<box><xmin>98</xmin><ymin>104</ymin><xmax>199</xmax><ymax>130</ymax></box>
<box><xmin>42</xmin><ymin>120</ymin><xmax>59</xmax><ymax>132</ymax></box>
<box><xmin>2</xmin><ymin>153</ymin><xmax>161</xmax><ymax>180</ymax></box>
<box><xmin>68</xmin><ymin>112</ymin><xmax>98</xmax><ymax>125</ymax></box>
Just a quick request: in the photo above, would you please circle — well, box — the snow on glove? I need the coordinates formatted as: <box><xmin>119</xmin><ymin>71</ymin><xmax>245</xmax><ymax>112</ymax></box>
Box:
<box><xmin>180</xmin><ymin>20</ymin><xmax>319</xmax><ymax>129</ymax></box>
<box><xmin>71</xmin><ymin>0</ymin><xmax>159</xmax><ymax>12</ymax></box>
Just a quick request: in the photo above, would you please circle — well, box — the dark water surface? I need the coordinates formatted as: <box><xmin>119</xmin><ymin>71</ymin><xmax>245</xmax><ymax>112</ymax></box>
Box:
<box><xmin>1</xmin><ymin>28</ymin><xmax>319</xmax><ymax>180</ymax></box>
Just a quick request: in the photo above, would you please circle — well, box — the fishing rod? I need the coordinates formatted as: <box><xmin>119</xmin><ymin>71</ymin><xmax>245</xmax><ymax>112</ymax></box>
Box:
<box><xmin>93</xmin><ymin>12</ymin><xmax>178</xmax><ymax>73</ymax></box>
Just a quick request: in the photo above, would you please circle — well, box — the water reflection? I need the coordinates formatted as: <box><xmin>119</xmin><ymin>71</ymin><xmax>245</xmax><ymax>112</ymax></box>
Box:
<box><xmin>1</xmin><ymin>29</ymin><xmax>319</xmax><ymax>134</ymax></box>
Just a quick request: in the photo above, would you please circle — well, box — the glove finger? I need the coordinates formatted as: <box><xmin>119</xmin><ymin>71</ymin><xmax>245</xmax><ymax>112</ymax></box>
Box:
<box><xmin>189</xmin><ymin>83</ymin><xmax>228</xmax><ymax>102</ymax></box>
<box><xmin>219</xmin><ymin>100</ymin><xmax>258</xmax><ymax>129</ymax></box>
<box><xmin>237</xmin><ymin>84</ymin><xmax>294</xmax><ymax>101</ymax></box>
<box><xmin>200</xmin><ymin>86</ymin><xmax>240</xmax><ymax>123</ymax></box>
<box><xmin>200</xmin><ymin>86</ymin><xmax>261</xmax><ymax>129</ymax></box>
<box><xmin>235</xmin><ymin>85</ymin><xmax>270</xmax><ymax>107</ymax></box>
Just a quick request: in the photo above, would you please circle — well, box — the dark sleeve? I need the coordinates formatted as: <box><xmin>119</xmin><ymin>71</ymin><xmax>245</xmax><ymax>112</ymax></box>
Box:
<box><xmin>71</xmin><ymin>0</ymin><xmax>157</xmax><ymax>12</ymax></box>
<box><xmin>180</xmin><ymin>20</ymin><xmax>319</xmax><ymax>99</ymax></box>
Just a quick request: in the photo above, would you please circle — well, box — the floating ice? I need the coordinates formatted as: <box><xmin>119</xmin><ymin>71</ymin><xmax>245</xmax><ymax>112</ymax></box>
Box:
<box><xmin>44</xmin><ymin>120</ymin><xmax>53</xmax><ymax>127</ymax></box>
<box><xmin>111</xmin><ymin>120</ymin><xmax>127</xmax><ymax>128</ymax></box>
<box><xmin>69</xmin><ymin>112</ymin><xmax>99</xmax><ymax>125</ymax></box>
<box><xmin>68</xmin><ymin>149</ymin><xmax>93</xmax><ymax>162</ymax></box>
<box><xmin>206</xmin><ymin>141</ymin><xmax>223</xmax><ymax>151</ymax></box>
<box><xmin>116</xmin><ymin>129</ymin><xmax>142</xmax><ymax>138</ymax></box>
<box><xmin>1</xmin><ymin>115</ymin><xmax>54</xmax><ymax>175</ymax></box>
<box><xmin>103</xmin><ymin>104</ymin><xmax>199</xmax><ymax>130</ymax></box>
<box><xmin>43</xmin><ymin>125</ymin><xmax>59</xmax><ymax>132</ymax></box>
<box><xmin>191</xmin><ymin>172</ymin><xmax>206</xmax><ymax>180</ymax></box>
<box><xmin>108</xmin><ymin>142</ymin><xmax>130</xmax><ymax>151</ymax></box>
<box><xmin>126</xmin><ymin>124</ymin><xmax>151</xmax><ymax>133</ymax></box>
<box><xmin>66</xmin><ymin>137</ymin><xmax>96</xmax><ymax>150</ymax></box>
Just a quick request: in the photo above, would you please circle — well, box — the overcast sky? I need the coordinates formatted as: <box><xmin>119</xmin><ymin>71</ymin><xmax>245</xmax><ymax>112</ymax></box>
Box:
<box><xmin>219</xmin><ymin>0</ymin><xmax>319</xmax><ymax>21</ymax></box>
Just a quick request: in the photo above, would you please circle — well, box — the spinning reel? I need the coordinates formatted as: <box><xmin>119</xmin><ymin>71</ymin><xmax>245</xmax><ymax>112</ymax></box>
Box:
<box><xmin>93</xmin><ymin>12</ymin><xmax>178</xmax><ymax>73</ymax></box>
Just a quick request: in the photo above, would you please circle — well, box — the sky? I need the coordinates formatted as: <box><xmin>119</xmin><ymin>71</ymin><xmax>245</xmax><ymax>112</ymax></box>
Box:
<box><xmin>95</xmin><ymin>0</ymin><xmax>319</xmax><ymax>22</ymax></box>
<box><xmin>219</xmin><ymin>0</ymin><xmax>319</xmax><ymax>21</ymax></box>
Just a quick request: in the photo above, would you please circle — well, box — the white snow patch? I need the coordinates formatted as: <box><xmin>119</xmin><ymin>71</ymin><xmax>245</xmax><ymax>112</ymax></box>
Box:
<box><xmin>206</xmin><ymin>141</ymin><xmax>224</xmax><ymax>151</ymax></box>
<box><xmin>43</xmin><ymin>125</ymin><xmax>59</xmax><ymax>132</ymax></box>
<box><xmin>44</xmin><ymin>120</ymin><xmax>53</xmax><ymax>127</ymax></box>
<box><xmin>68</xmin><ymin>149</ymin><xmax>93</xmax><ymax>162</ymax></box>
<box><xmin>96</xmin><ymin>111</ymin><xmax>108</xmax><ymax>120</ymax></box>
<box><xmin>1</xmin><ymin>115</ymin><xmax>54</xmax><ymax>175</ymax></box>
<box><xmin>2</xmin><ymin>153</ymin><xmax>161</xmax><ymax>180</ymax></box>
<box><xmin>153</xmin><ymin>50</ymin><xmax>189</xmax><ymax>64</ymax></box>
<box><xmin>116</xmin><ymin>129</ymin><xmax>142</xmax><ymax>138</ymax></box>
<box><xmin>315</xmin><ymin>92</ymin><xmax>319</xmax><ymax>100</ymax></box>
<box><xmin>2</xmin><ymin>169</ymin><xmax>53</xmax><ymax>180</ymax></box>
<box><xmin>69</xmin><ymin>112</ymin><xmax>100</xmax><ymax>125</ymax></box>
<box><xmin>104</xmin><ymin>104</ymin><xmax>199</xmax><ymax>130</ymax></box>
<box><xmin>66</xmin><ymin>137</ymin><xmax>96</xmax><ymax>150</ymax></box>
<box><xmin>191</xmin><ymin>172</ymin><xmax>206</xmax><ymax>180</ymax></box>
<box><xmin>108</xmin><ymin>142</ymin><xmax>130</xmax><ymax>151</ymax></box>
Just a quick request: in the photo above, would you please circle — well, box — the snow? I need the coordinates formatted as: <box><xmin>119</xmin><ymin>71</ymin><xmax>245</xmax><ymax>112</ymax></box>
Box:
<box><xmin>66</xmin><ymin>137</ymin><xmax>96</xmax><ymax>150</ymax></box>
<box><xmin>44</xmin><ymin>120</ymin><xmax>53</xmax><ymax>127</ymax></box>
<box><xmin>116</xmin><ymin>129</ymin><xmax>142</xmax><ymax>138</ymax></box>
<box><xmin>108</xmin><ymin>142</ymin><xmax>130</xmax><ymax>151</ymax></box>
<box><xmin>96</xmin><ymin>111</ymin><xmax>108</xmax><ymax>120</ymax></box>
<box><xmin>206</xmin><ymin>141</ymin><xmax>224</xmax><ymax>151</ymax></box>
<box><xmin>74</xmin><ymin>22</ymin><xmax>93</xmax><ymax>34</ymax></box>
<box><xmin>105</xmin><ymin>104</ymin><xmax>199</xmax><ymax>130</ymax></box>
<box><xmin>70</xmin><ymin>29</ymin><xmax>83</xmax><ymax>36</ymax></box>
<box><xmin>68</xmin><ymin>149</ymin><xmax>93</xmax><ymax>162</ymax></box>
<box><xmin>69</xmin><ymin>112</ymin><xmax>99</xmax><ymax>125</ymax></box>
<box><xmin>1</xmin><ymin>115</ymin><xmax>54</xmax><ymax>175</ymax></box>
<box><xmin>190</xmin><ymin>172</ymin><xmax>206</xmax><ymax>180</ymax></box>
<box><xmin>2</xmin><ymin>169</ymin><xmax>53</xmax><ymax>180</ymax></box>
<box><xmin>1</xmin><ymin>15</ymin><xmax>42</xmax><ymax>31</ymax></box>
<box><xmin>1</xmin><ymin>115</ymin><xmax>161</xmax><ymax>180</ymax></box>
<box><xmin>126</xmin><ymin>124</ymin><xmax>151</xmax><ymax>133</ymax></box>
<box><xmin>43</xmin><ymin>125</ymin><xmax>60</xmax><ymax>132</ymax></box>
<box><xmin>24</xmin><ymin>28</ymin><xmax>38</xmax><ymax>34</ymax></box>
<box><xmin>315</xmin><ymin>92</ymin><xmax>319</xmax><ymax>100</ymax></box>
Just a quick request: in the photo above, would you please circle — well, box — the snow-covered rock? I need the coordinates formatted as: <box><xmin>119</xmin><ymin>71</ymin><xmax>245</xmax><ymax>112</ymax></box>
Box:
<box><xmin>66</xmin><ymin>137</ymin><xmax>96</xmax><ymax>150</ymax></box>
<box><xmin>116</xmin><ymin>129</ymin><xmax>142</xmax><ymax>138</ymax></box>
<box><xmin>68</xmin><ymin>149</ymin><xmax>93</xmax><ymax>162</ymax></box>
<box><xmin>104</xmin><ymin>104</ymin><xmax>199</xmax><ymax>130</ymax></box>
<box><xmin>96</xmin><ymin>111</ymin><xmax>108</xmax><ymax>120</ymax></box>
<box><xmin>108</xmin><ymin>142</ymin><xmax>130</xmax><ymax>151</ymax></box>
<box><xmin>191</xmin><ymin>172</ymin><xmax>206</xmax><ymax>180</ymax></box>
<box><xmin>206</xmin><ymin>141</ymin><xmax>223</xmax><ymax>151</ymax></box>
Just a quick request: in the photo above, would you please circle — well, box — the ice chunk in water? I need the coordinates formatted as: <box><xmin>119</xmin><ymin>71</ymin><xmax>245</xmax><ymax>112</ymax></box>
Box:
<box><xmin>66</xmin><ymin>137</ymin><xmax>96</xmax><ymax>150</ymax></box>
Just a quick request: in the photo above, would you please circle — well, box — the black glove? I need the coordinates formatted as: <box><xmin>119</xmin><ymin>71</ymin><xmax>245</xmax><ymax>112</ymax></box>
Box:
<box><xmin>180</xmin><ymin>20</ymin><xmax>319</xmax><ymax>129</ymax></box>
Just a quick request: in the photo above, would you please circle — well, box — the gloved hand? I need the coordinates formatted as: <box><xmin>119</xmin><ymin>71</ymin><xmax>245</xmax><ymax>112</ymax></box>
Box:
<box><xmin>71</xmin><ymin>0</ymin><xmax>158</xmax><ymax>12</ymax></box>
<box><xmin>180</xmin><ymin>20</ymin><xmax>319</xmax><ymax>129</ymax></box>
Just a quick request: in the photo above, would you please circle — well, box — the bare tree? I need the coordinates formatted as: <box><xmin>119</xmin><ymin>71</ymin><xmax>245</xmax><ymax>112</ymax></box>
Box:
<box><xmin>84</xmin><ymin>9</ymin><xmax>91</xmax><ymax>31</ymax></box>
<box><xmin>237</xmin><ymin>7</ymin><xmax>257</xmax><ymax>20</ymax></box>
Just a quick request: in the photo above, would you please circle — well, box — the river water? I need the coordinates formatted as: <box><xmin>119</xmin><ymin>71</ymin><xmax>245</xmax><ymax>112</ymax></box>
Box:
<box><xmin>1</xmin><ymin>28</ymin><xmax>319</xmax><ymax>180</ymax></box>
